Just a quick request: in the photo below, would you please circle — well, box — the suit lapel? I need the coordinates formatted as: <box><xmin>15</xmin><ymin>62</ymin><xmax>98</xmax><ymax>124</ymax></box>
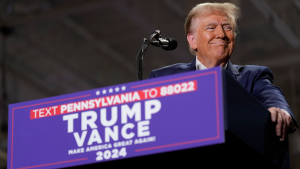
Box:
<box><xmin>226</xmin><ymin>60</ymin><xmax>241</xmax><ymax>81</ymax></box>
<box><xmin>177</xmin><ymin>58</ymin><xmax>196</xmax><ymax>73</ymax></box>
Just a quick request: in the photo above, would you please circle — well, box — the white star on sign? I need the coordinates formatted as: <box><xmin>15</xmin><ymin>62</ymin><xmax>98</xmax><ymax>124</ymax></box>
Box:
<box><xmin>109</xmin><ymin>88</ymin><xmax>113</xmax><ymax>93</ymax></box>
<box><xmin>115</xmin><ymin>87</ymin><xmax>120</xmax><ymax>92</ymax></box>
<box><xmin>102</xmin><ymin>89</ymin><xmax>107</xmax><ymax>94</ymax></box>
<box><xmin>96</xmin><ymin>90</ymin><xmax>100</xmax><ymax>95</ymax></box>
<box><xmin>121</xmin><ymin>86</ymin><xmax>126</xmax><ymax>91</ymax></box>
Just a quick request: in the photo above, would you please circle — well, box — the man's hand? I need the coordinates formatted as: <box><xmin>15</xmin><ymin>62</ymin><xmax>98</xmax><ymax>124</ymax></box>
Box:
<box><xmin>268</xmin><ymin>107</ymin><xmax>294</xmax><ymax>141</ymax></box>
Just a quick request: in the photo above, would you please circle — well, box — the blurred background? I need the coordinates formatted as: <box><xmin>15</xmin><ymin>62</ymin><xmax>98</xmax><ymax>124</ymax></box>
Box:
<box><xmin>0</xmin><ymin>0</ymin><xmax>300</xmax><ymax>168</ymax></box>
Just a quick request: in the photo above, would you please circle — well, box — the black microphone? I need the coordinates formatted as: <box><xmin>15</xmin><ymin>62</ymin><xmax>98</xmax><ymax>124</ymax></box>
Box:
<box><xmin>150</xmin><ymin>37</ymin><xmax>177</xmax><ymax>50</ymax></box>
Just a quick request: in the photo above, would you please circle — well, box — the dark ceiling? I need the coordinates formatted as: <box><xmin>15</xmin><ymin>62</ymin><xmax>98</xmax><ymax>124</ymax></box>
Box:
<box><xmin>0</xmin><ymin>0</ymin><xmax>300</xmax><ymax>168</ymax></box>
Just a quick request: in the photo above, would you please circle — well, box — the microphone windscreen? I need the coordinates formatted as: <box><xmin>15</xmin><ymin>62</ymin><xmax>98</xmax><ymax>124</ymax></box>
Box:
<box><xmin>162</xmin><ymin>38</ymin><xmax>177</xmax><ymax>50</ymax></box>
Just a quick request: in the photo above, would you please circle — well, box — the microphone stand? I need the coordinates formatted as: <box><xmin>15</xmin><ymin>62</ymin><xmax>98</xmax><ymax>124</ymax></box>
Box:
<box><xmin>136</xmin><ymin>30</ymin><xmax>161</xmax><ymax>81</ymax></box>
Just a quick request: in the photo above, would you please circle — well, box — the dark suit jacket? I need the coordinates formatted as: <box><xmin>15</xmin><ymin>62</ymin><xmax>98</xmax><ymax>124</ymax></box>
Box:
<box><xmin>149</xmin><ymin>59</ymin><xmax>299</xmax><ymax>128</ymax></box>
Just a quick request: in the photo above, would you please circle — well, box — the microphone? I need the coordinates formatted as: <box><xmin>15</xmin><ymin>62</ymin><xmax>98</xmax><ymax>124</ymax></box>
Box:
<box><xmin>150</xmin><ymin>37</ymin><xmax>177</xmax><ymax>50</ymax></box>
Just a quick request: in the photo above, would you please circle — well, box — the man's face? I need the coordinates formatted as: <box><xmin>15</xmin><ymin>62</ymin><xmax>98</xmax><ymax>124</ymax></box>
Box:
<box><xmin>187</xmin><ymin>12</ymin><xmax>235</xmax><ymax>68</ymax></box>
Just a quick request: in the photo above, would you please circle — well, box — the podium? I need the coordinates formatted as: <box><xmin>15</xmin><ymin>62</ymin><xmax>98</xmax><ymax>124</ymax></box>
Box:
<box><xmin>8</xmin><ymin>67</ymin><xmax>289</xmax><ymax>169</ymax></box>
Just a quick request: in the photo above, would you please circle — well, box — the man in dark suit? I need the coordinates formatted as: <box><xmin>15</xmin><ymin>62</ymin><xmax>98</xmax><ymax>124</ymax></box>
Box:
<box><xmin>149</xmin><ymin>2</ymin><xmax>298</xmax><ymax>141</ymax></box>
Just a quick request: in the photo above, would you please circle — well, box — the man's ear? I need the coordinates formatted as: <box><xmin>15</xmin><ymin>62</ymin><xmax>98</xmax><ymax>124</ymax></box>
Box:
<box><xmin>187</xmin><ymin>33</ymin><xmax>197</xmax><ymax>49</ymax></box>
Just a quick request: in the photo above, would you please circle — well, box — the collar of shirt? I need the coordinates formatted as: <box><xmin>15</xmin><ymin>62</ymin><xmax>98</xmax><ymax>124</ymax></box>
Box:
<box><xmin>195</xmin><ymin>57</ymin><xmax>228</xmax><ymax>70</ymax></box>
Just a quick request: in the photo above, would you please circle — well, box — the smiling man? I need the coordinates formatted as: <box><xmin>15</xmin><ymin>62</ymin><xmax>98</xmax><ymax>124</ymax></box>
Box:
<box><xmin>149</xmin><ymin>2</ymin><xmax>298</xmax><ymax>141</ymax></box>
<box><xmin>187</xmin><ymin>11</ymin><xmax>234</xmax><ymax>68</ymax></box>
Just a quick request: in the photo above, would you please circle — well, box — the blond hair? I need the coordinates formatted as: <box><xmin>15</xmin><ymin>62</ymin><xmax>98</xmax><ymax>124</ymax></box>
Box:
<box><xmin>184</xmin><ymin>3</ymin><xmax>240</xmax><ymax>55</ymax></box>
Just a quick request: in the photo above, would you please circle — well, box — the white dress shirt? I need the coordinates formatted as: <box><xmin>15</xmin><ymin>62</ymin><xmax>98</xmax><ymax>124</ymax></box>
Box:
<box><xmin>195</xmin><ymin>57</ymin><xmax>228</xmax><ymax>70</ymax></box>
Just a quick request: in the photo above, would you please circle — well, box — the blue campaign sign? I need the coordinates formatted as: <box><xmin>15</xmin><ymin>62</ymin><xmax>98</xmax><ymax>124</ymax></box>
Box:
<box><xmin>8</xmin><ymin>67</ymin><xmax>224</xmax><ymax>169</ymax></box>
